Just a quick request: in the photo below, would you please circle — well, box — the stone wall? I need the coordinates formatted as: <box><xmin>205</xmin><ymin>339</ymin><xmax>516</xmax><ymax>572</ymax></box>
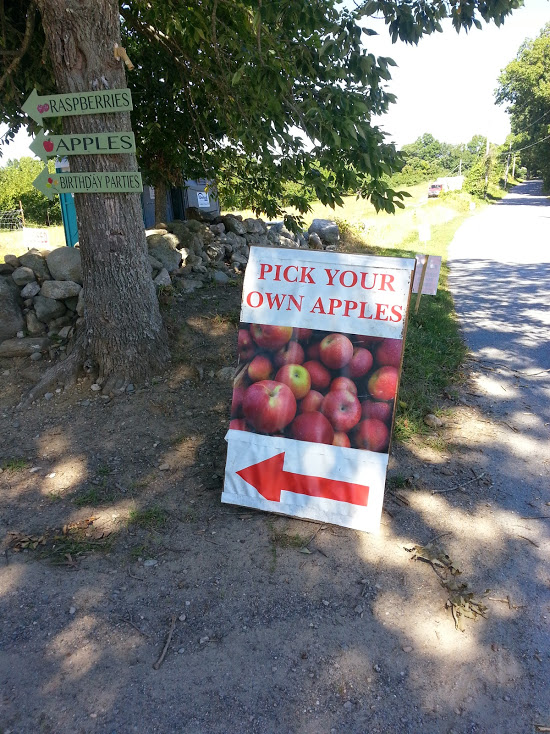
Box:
<box><xmin>0</xmin><ymin>213</ymin><xmax>339</xmax><ymax>359</ymax></box>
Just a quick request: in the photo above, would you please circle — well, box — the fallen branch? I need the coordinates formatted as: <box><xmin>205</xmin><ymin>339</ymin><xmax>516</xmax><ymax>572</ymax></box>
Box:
<box><xmin>431</xmin><ymin>472</ymin><xmax>486</xmax><ymax>494</ymax></box>
<box><xmin>517</xmin><ymin>535</ymin><xmax>539</xmax><ymax>548</ymax></box>
<box><xmin>119</xmin><ymin>616</ymin><xmax>150</xmax><ymax>638</ymax></box>
<box><xmin>153</xmin><ymin>615</ymin><xmax>177</xmax><ymax>670</ymax></box>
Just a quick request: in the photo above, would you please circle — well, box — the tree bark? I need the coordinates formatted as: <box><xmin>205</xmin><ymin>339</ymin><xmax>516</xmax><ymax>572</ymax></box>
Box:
<box><xmin>154</xmin><ymin>179</ymin><xmax>168</xmax><ymax>226</ymax></box>
<box><xmin>35</xmin><ymin>0</ymin><xmax>169</xmax><ymax>391</ymax></box>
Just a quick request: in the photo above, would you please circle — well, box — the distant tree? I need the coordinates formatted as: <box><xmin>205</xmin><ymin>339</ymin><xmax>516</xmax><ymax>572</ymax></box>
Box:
<box><xmin>496</xmin><ymin>23</ymin><xmax>550</xmax><ymax>186</ymax></box>
<box><xmin>0</xmin><ymin>157</ymin><xmax>61</xmax><ymax>224</ymax></box>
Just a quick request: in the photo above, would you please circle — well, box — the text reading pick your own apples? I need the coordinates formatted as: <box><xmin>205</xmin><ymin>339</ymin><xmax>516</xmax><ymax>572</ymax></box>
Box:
<box><xmin>244</xmin><ymin>263</ymin><xmax>404</xmax><ymax>324</ymax></box>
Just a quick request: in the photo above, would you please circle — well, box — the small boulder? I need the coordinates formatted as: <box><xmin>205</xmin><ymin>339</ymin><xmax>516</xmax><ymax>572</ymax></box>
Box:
<box><xmin>18</xmin><ymin>250</ymin><xmax>51</xmax><ymax>281</ymax></box>
<box><xmin>46</xmin><ymin>247</ymin><xmax>82</xmax><ymax>283</ymax></box>
<box><xmin>4</xmin><ymin>254</ymin><xmax>20</xmax><ymax>267</ymax></box>
<box><xmin>12</xmin><ymin>267</ymin><xmax>36</xmax><ymax>287</ymax></box>
<box><xmin>41</xmin><ymin>280</ymin><xmax>82</xmax><ymax>300</ymax></box>
<box><xmin>308</xmin><ymin>219</ymin><xmax>339</xmax><ymax>245</ymax></box>
<box><xmin>0</xmin><ymin>336</ymin><xmax>50</xmax><ymax>358</ymax></box>
<box><xmin>0</xmin><ymin>278</ymin><xmax>24</xmax><ymax>342</ymax></box>
<box><xmin>33</xmin><ymin>294</ymin><xmax>66</xmax><ymax>322</ymax></box>
<box><xmin>222</xmin><ymin>215</ymin><xmax>247</xmax><ymax>236</ymax></box>
<box><xmin>20</xmin><ymin>281</ymin><xmax>41</xmax><ymax>299</ymax></box>
<box><xmin>153</xmin><ymin>268</ymin><xmax>172</xmax><ymax>287</ymax></box>
<box><xmin>244</xmin><ymin>218</ymin><xmax>267</xmax><ymax>235</ymax></box>
<box><xmin>26</xmin><ymin>311</ymin><xmax>46</xmax><ymax>336</ymax></box>
<box><xmin>212</xmin><ymin>270</ymin><xmax>230</xmax><ymax>284</ymax></box>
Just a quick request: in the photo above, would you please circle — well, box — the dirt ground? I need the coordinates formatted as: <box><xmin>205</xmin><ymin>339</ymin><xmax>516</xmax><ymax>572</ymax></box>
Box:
<box><xmin>0</xmin><ymin>280</ymin><xmax>549</xmax><ymax>734</ymax></box>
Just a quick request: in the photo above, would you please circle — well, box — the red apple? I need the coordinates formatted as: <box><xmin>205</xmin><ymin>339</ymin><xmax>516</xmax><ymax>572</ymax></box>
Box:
<box><xmin>293</xmin><ymin>327</ymin><xmax>313</xmax><ymax>342</ymax></box>
<box><xmin>303</xmin><ymin>360</ymin><xmax>331</xmax><ymax>391</ymax></box>
<box><xmin>361</xmin><ymin>400</ymin><xmax>393</xmax><ymax>424</ymax></box>
<box><xmin>250</xmin><ymin>323</ymin><xmax>293</xmax><ymax>350</ymax></box>
<box><xmin>231</xmin><ymin>385</ymin><xmax>246</xmax><ymax>417</ymax></box>
<box><xmin>238</xmin><ymin>329</ymin><xmax>255</xmax><ymax>360</ymax></box>
<box><xmin>346</xmin><ymin>347</ymin><xmax>373</xmax><ymax>379</ymax></box>
<box><xmin>333</xmin><ymin>432</ymin><xmax>351</xmax><ymax>448</ymax></box>
<box><xmin>322</xmin><ymin>390</ymin><xmax>362</xmax><ymax>432</ymax></box>
<box><xmin>355</xmin><ymin>335</ymin><xmax>385</xmax><ymax>347</ymax></box>
<box><xmin>247</xmin><ymin>354</ymin><xmax>273</xmax><ymax>382</ymax></box>
<box><xmin>290</xmin><ymin>412</ymin><xmax>334</xmax><ymax>445</ymax></box>
<box><xmin>330</xmin><ymin>376</ymin><xmax>358</xmax><ymax>396</ymax></box>
<box><xmin>298</xmin><ymin>390</ymin><xmax>324</xmax><ymax>413</ymax></box>
<box><xmin>307</xmin><ymin>342</ymin><xmax>321</xmax><ymax>360</ymax></box>
<box><xmin>375</xmin><ymin>338</ymin><xmax>403</xmax><ymax>368</ymax></box>
<box><xmin>242</xmin><ymin>380</ymin><xmax>297</xmax><ymax>433</ymax></box>
<box><xmin>274</xmin><ymin>340</ymin><xmax>305</xmax><ymax>367</ymax></box>
<box><xmin>319</xmin><ymin>333</ymin><xmax>354</xmax><ymax>369</ymax></box>
<box><xmin>367</xmin><ymin>366</ymin><xmax>399</xmax><ymax>402</ymax></box>
<box><xmin>354</xmin><ymin>419</ymin><xmax>390</xmax><ymax>452</ymax></box>
<box><xmin>275</xmin><ymin>364</ymin><xmax>311</xmax><ymax>400</ymax></box>
<box><xmin>229</xmin><ymin>418</ymin><xmax>248</xmax><ymax>431</ymax></box>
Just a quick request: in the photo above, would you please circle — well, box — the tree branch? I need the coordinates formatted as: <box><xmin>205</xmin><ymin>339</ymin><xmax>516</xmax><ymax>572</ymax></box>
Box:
<box><xmin>0</xmin><ymin>1</ymin><xmax>36</xmax><ymax>92</ymax></box>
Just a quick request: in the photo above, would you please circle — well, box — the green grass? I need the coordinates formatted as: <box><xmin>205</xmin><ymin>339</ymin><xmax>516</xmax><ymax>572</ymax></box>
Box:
<box><xmin>127</xmin><ymin>506</ymin><xmax>169</xmax><ymax>529</ymax></box>
<box><xmin>73</xmin><ymin>485</ymin><xmax>117</xmax><ymax>507</ymax></box>
<box><xmin>1</xmin><ymin>458</ymin><xmax>28</xmax><ymax>471</ymax></box>
<box><xmin>0</xmin><ymin>225</ymin><xmax>65</xmax><ymax>260</ymax></box>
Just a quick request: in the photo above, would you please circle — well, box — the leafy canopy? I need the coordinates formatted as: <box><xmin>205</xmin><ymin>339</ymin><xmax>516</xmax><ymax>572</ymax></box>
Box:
<box><xmin>1</xmin><ymin>0</ymin><xmax>524</xmax><ymax>219</ymax></box>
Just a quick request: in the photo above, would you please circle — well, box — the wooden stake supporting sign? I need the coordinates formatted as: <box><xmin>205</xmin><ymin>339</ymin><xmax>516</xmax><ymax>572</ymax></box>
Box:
<box><xmin>222</xmin><ymin>247</ymin><xmax>415</xmax><ymax>534</ymax></box>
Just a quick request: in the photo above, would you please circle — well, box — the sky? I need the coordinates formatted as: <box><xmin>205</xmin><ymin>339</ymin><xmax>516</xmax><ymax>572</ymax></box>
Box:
<box><xmin>0</xmin><ymin>0</ymin><xmax>548</xmax><ymax>162</ymax></box>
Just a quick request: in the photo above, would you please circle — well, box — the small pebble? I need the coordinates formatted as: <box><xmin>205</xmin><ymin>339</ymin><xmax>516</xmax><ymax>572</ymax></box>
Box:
<box><xmin>179</xmin><ymin>614</ymin><xmax>186</xmax><ymax>622</ymax></box>
<box><xmin>29</xmin><ymin>467</ymin><xmax>40</xmax><ymax>473</ymax></box>
<box><xmin>402</xmin><ymin>646</ymin><xmax>413</xmax><ymax>652</ymax></box>
<box><xmin>143</xmin><ymin>559</ymin><xmax>158</xmax><ymax>567</ymax></box>
<box><xmin>354</xmin><ymin>604</ymin><xmax>363</xmax><ymax>614</ymax></box>
<box><xmin>159</xmin><ymin>463</ymin><xmax>170</xmax><ymax>471</ymax></box>
<box><xmin>199</xmin><ymin>636</ymin><xmax>209</xmax><ymax>644</ymax></box>
<box><xmin>55</xmin><ymin>388</ymin><xmax>62</xmax><ymax>393</ymax></box>
<box><xmin>30</xmin><ymin>352</ymin><xmax>42</xmax><ymax>362</ymax></box>
<box><xmin>69</xmin><ymin>606</ymin><xmax>76</xmax><ymax>615</ymax></box>
<box><xmin>47</xmin><ymin>473</ymin><xmax>56</xmax><ymax>479</ymax></box>
<box><xmin>16</xmin><ymin>331</ymin><xmax>24</xmax><ymax>338</ymax></box>
<box><xmin>343</xmin><ymin>701</ymin><xmax>353</xmax><ymax>711</ymax></box>
<box><xmin>91</xmin><ymin>383</ymin><xmax>101</xmax><ymax>392</ymax></box>
<box><xmin>322</xmin><ymin>600</ymin><xmax>330</xmax><ymax>606</ymax></box>
<box><xmin>44</xmin><ymin>392</ymin><xmax>54</xmax><ymax>400</ymax></box>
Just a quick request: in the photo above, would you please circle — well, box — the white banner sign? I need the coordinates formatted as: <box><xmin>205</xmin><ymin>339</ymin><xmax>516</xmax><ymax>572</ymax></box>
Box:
<box><xmin>222</xmin><ymin>247</ymin><xmax>415</xmax><ymax>533</ymax></box>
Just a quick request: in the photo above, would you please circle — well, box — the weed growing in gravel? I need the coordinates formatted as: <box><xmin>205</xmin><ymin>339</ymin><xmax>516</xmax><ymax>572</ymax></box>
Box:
<box><xmin>2</xmin><ymin>457</ymin><xmax>27</xmax><ymax>471</ymax></box>
<box><xmin>73</xmin><ymin>485</ymin><xmax>117</xmax><ymax>507</ymax></box>
<box><xmin>128</xmin><ymin>506</ymin><xmax>169</xmax><ymax>529</ymax></box>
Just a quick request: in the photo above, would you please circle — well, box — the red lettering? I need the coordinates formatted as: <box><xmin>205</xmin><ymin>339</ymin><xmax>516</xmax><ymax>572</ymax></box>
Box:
<box><xmin>379</xmin><ymin>274</ymin><xmax>395</xmax><ymax>292</ymax></box>
<box><xmin>300</xmin><ymin>267</ymin><xmax>315</xmax><ymax>284</ymax></box>
<box><xmin>343</xmin><ymin>300</ymin><xmax>358</xmax><ymax>317</ymax></box>
<box><xmin>287</xmin><ymin>295</ymin><xmax>303</xmax><ymax>311</ymax></box>
<box><xmin>246</xmin><ymin>291</ymin><xmax>263</xmax><ymax>308</ymax></box>
<box><xmin>328</xmin><ymin>298</ymin><xmax>342</xmax><ymax>315</ymax></box>
<box><xmin>266</xmin><ymin>292</ymin><xmax>286</xmax><ymax>310</ymax></box>
<box><xmin>273</xmin><ymin>264</ymin><xmax>282</xmax><ymax>281</ymax></box>
<box><xmin>259</xmin><ymin>264</ymin><xmax>272</xmax><ymax>280</ymax></box>
<box><xmin>375</xmin><ymin>303</ymin><xmax>389</xmax><ymax>321</ymax></box>
<box><xmin>390</xmin><ymin>305</ymin><xmax>403</xmax><ymax>322</ymax></box>
<box><xmin>324</xmin><ymin>268</ymin><xmax>339</xmax><ymax>286</ymax></box>
<box><xmin>358</xmin><ymin>302</ymin><xmax>373</xmax><ymax>320</ymax></box>
<box><xmin>283</xmin><ymin>265</ymin><xmax>298</xmax><ymax>282</ymax></box>
<box><xmin>339</xmin><ymin>270</ymin><xmax>358</xmax><ymax>288</ymax></box>
<box><xmin>310</xmin><ymin>297</ymin><xmax>326</xmax><ymax>314</ymax></box>
<box><xmin>360</xmin><ymin>272</ymin><xmax>376</xmax><ymax>290</ymax></box>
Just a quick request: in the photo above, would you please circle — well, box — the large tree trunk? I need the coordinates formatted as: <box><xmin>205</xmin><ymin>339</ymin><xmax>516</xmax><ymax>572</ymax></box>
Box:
<box><xmin>35</xmin><ymin>0</ymin><xmax>169</xmax><ymax>392</ymax></box>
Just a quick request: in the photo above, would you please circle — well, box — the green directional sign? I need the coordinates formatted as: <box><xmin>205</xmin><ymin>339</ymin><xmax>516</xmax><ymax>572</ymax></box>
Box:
<box><xmin>30</xmin><ymin>129</ymin><xmax>136</xmax><ymax>162</ymax></box>
<box><xmin>22</xmin><ymin>88</ymin><xmax>133</xmax><ymax>125</ymax></box>
<box><xmin>33</xmin><ymin>167</ymin><xmax>143</xmax><ymax>200</ymax></box>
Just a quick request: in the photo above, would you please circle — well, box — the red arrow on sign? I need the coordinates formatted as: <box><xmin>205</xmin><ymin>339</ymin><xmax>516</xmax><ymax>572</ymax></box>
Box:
<box><xmin>236</xmin><ymin>452</ymin><xmax>369</xmax><ymax>507</ymax></box>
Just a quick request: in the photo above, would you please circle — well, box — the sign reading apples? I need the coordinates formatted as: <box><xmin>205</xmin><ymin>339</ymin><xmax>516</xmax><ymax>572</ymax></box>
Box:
<box><xmin>222</xmin><ymin>247</ymin><xmax>415</xmax><ymax>533</ymax></box>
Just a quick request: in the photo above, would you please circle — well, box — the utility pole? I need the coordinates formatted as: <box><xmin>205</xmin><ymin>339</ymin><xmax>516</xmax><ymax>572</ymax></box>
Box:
<box><xmin>504</xmin><ymin>142</ymin><xmax>512</xmax><ymax>189</ymax></box>
<box><xmin>512</xmin><ymin>154</ymin><xmax>516</xmax><ymax>180</ymax></box>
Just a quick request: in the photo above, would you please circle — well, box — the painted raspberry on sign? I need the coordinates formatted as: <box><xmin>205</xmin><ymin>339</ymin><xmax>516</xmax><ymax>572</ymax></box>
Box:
<box><xmin>232</xmin><ymin>323</ymin><xmax>401</xmax><ymax>453</ymax></box>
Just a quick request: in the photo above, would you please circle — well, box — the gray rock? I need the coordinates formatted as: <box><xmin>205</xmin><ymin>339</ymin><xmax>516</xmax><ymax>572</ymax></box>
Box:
<box><xmin>76</xmin><ymin>289</ymin><xmax>85</xmax><ymax>317</ymax></box>
<box><xmin>230</xmin><ymin>252</ymin><xmax>248</xmax><ymax>267</ymax></box>
<box><xmin>148</xmin><ymin>240</ymin><xmax>182</xmax><ymax>273</ymax></box>
<box><xmin>46</xmin><ymin>247</ymin><xmax>82</xmax><ymax>283</ymax></box>
<box><xmin>308</xmin><ymin>218</ymin><xmax>339</xmax><ymax>245</ymax></box>
<box><xmin>0</xmin><ymin>278</ymin><xmax>24</xmax><ymax>342</ymax></box>
<box><xmin>308</xmin><ymin>232</ymin><xmax>323</xmax><ymax>249</ymax></box>
<box><xmin>41</xmin><ymin>280</ymin><xmax>82</xmax><ymax>300</ymax></box>
<box><xmin>153</xmin><ymin>268</ymin><xmax>172</xmax><ymax>287</ymax></box>
<box><xmin>180</xmin><ymin>279</ymin><xmax>204</xmax><ymax>293</ymax></box>
<box><xmin>225</xmin><ymin>231</ymin><xmax>247</xmax><ymax>250</ymax></box>
<box><xmin>424</xmin><ymin>413</ymin><xmax>444</xmax><ymax>428</ymax></box>
<box><xmin>49</xmin><ymin>315</ymin><xmax>72</xmax><ymax>329</ymax></box>
<box><xmin>18</xmin><ymin>250</ymin><xmax>51</xmax><ymax>281</ymax></box>
<box><xmin>206</xmin><ymin>243</ymin><xmax>225</xmax><ymax>261</ymax></box>
<box><xmin>244</xmin><ymin>218</ymin><xmax>267</xmax><ymax>234</ymax></box>
<box><xmin>33</xmin><ymin>295</ymin><xmax>66</xmax><ymax>322</ymax></box>
<box><xmin>4</xmin><ymin>254</ymin><xmax>20</xmax><ymax>267</ymax></box>
<box><xmin>216</xmin><ymin>366</ymin><xmax>235</xmax><ymax>380</ymax></box>
<box><xmin>0</xmin><ymin>262</ymin><xmax>14</xmax><ymax>275</ymax></box>
<box><xmin>30</xmin><ymin>352</ymin><xmax>43</xmax><ymax>362</ymax></box>
<box><xmin>57</xmin><ymin>325</ymin><xmax>72</xmax><ymax>339</ymax></box>
<box><xmin>149</xmin><ymin>255</ymin><xmax>164</xmax><ymax>272</ymax></box>
<box><xmin>64</xmin><ymin>296</ymin><xmax>79</xmax><ymax>312</ymax></box>
<box><xmin>26</xmin><ymin>311</ymin><xmax>46</xmax><ymax>336</ymax></box>
<box><xmin>212</xmin><ymin>270</ymin><xmax>230</xmax><ymax>284</ymax></box>
<box><xmin>12</xmin><ymin>267</ymin><xmax>36</xmax><ymax>286</ymax></box>
<box><xmin>222</xmin><ymin>215</ymin><xmax>247</xmax><ymax>236</ymax></box>
<box><xmin>44</xmin><ymin>392</ymin><xmax>54</xmax><ymax>400</ymax></box>
<box><xmin>210</xmin><ymin>223</ymin><xmax>225</xmax><ymax>236</ymax></box>
<box><xmin>20</xmin><ymin>281</ymin><xmax>41</xmax><ymax>299</ymax></box>
<box><xmin>0</xmin><ymin>336</ymin><xmax>50</xmax><ymax>358</ymax></box>
<box><xmin>244</xmin><ymin>233</ymin><xmax>268</xmax><ymax>248</ymax></box>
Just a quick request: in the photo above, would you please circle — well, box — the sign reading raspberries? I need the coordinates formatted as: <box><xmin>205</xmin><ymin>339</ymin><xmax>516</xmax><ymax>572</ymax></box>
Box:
<box><xmin>222</xmin><ymin>247</ymin><xmax>415</xmax><ymax>533</ymax></box>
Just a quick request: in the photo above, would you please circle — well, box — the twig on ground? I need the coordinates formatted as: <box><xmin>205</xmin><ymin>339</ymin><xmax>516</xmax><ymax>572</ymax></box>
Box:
<box><xmin>153</xmin><ymin>615</ymin><xmax>177</xmax><ymax>670</ymax></box>
<box><xmin>127</xmin><ymin>568</ymin><xmax>143</xmax><ymax>580</ymax></box>
<box><xmin>488</xmin><ymin>595</ymin><xmax>524</xmax><ymax>610</ymax></box>
<box><xmin>517</xmin><ymin>535</ymin><xmax>539</xmax><ymax>547</ymax></box>
<box><xmin>520</xmin><ymin>515</ymin><xmax>550</xmax><ymax>520</ymax></box>
<box><xmin>431</xmin><ymin>472</ymin><xmax>486</xmax><ymax>494</ymax></box>
<box><xmin>425</xmin><ymin>531</ymin><xmax>451</xmax><ymax>546</ymax></box>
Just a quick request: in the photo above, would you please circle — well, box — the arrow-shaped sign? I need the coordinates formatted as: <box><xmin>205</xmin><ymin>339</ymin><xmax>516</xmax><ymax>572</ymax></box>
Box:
<box><xmin>237</xmin><ymin>452</ymin><xmax>369</xmax><ymax>506</ymax></box>
<box><xmin>22</xmin><ymin>88</ymin><xmax>133</xmax><ymax>125</ymax></box>
<box><xmin>30</xmin><ymin>129</ymin><xmax>136</xmax><ymax>162</ymax></box>
<box><xmin>33</xmin><ymin>167</ymin><xmax>142</xmax><ymax>200</ymax></box>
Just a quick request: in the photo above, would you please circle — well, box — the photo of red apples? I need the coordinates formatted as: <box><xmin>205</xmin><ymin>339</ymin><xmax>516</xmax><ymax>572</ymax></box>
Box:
<box><xmin>230</xmin><ymin>322</ymin><xmax>404</xmax><ymax>454</ymax></box>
